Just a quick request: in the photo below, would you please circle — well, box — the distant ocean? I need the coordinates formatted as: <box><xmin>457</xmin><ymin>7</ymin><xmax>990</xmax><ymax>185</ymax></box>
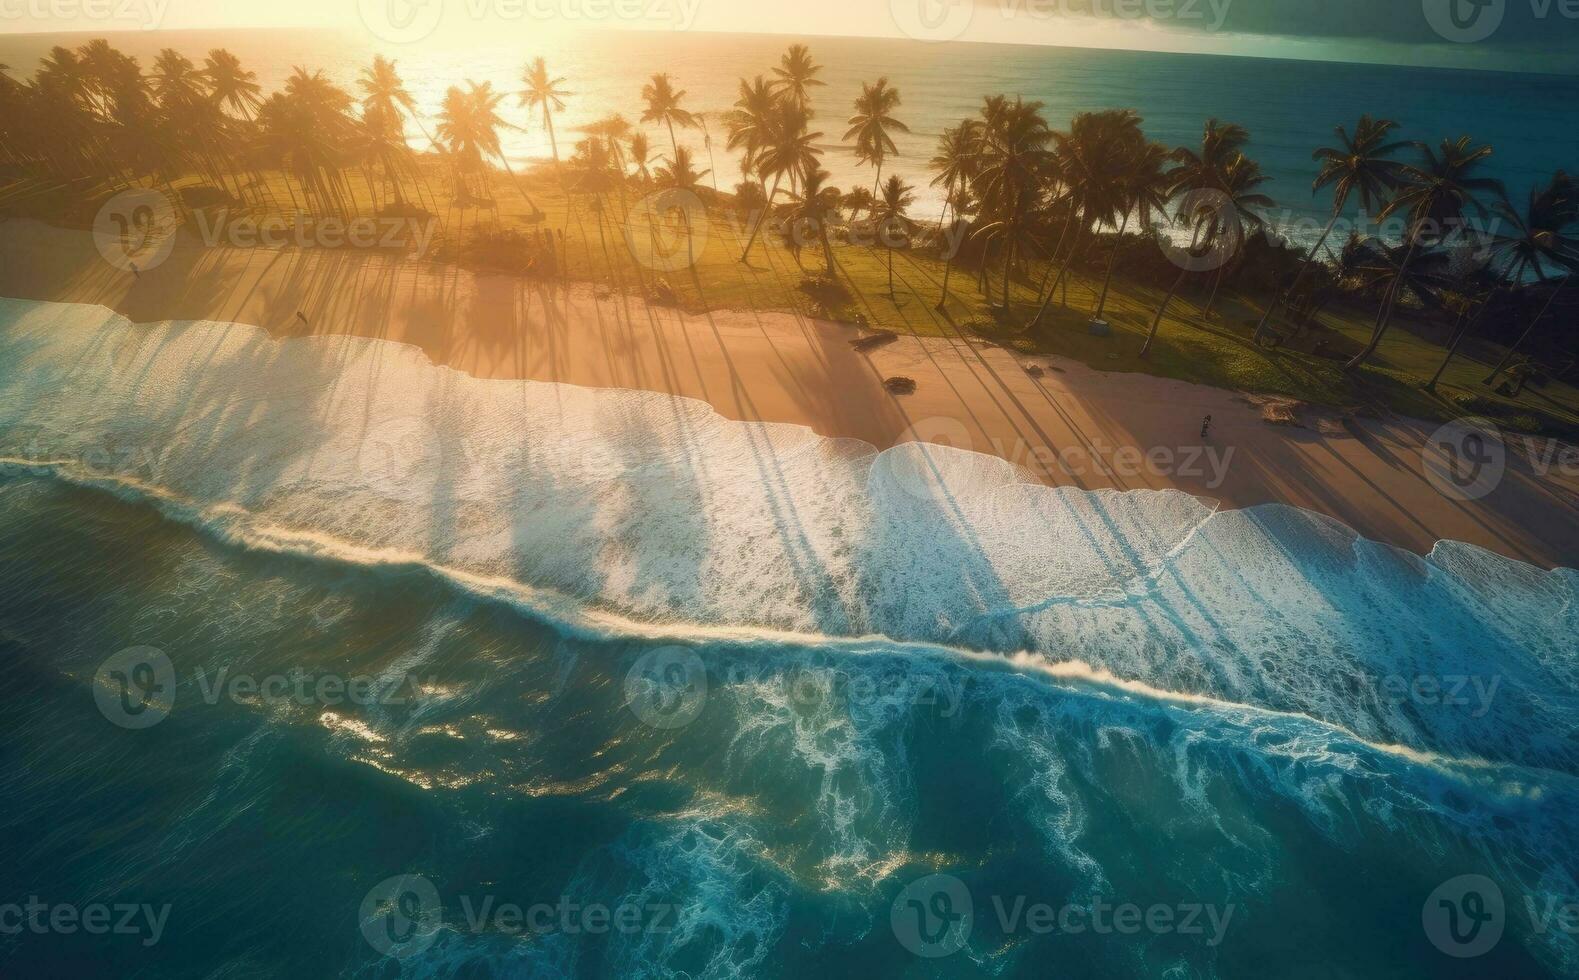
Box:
<box><xmin>2</xmin><ymin>295</ymin><xmax>1577</xmax><ymax>977</ymax></box>
<box><xmin>4</xmin><ymin>27</ymin><xmax>1579</xmax><ymax>234</ymax></box>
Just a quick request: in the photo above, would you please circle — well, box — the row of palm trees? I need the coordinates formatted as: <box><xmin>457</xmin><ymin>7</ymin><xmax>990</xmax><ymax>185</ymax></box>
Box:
<box><xmin>914</xmin><ymin>95</ymin><xmax>1574</xmax><ymax>374</ymax></box>
<box><xmin>3</xmin><ymin>40</ymin><xmax>1574</xmax><ymax>383</ymax></box>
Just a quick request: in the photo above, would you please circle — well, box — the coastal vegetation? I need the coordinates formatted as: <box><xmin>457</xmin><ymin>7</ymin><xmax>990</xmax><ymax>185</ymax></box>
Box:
<box><xmin>1</xmin><ymin>40</ymin><xmax>1576</xmax><ymax>436</ymax></box>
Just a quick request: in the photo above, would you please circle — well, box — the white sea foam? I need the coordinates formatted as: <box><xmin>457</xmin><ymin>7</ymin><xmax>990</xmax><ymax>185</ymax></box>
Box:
<box><xmin>1</xmin><ymin>296</ymin><xmax>1576</xmax><ymax>782</ymax></box>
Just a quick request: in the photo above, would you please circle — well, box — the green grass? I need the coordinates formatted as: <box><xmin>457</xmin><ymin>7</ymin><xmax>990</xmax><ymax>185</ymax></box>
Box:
<box><xmin>8</xmin><ymin>159</ymin><xmax>1578</xmax><ymax>439</ymax></box>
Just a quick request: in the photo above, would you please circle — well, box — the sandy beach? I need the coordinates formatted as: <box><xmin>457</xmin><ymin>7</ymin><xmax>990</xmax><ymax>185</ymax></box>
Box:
<box><xmin>3</xmin><ymin>219</ymin><xmax>1575</xmax><ymax>569</ymax></box>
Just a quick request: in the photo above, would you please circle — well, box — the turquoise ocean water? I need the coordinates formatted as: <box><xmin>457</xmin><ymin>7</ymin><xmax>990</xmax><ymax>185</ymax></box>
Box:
<box><xmin>0</xmin><ymin>295</ymin><xmax>1576</xmax><ymax>976</ymax></box>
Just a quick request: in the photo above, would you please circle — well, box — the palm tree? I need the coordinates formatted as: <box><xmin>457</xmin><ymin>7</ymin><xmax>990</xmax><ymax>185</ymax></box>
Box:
<box><xmin>1253</xmin><ymin>115</ymin><xmax>1406</xmax><ymax>343</ymax></box>
<box><xmin>256</xmin><ymin>77</ymin><xmax>355</xmax><ymax>214</ymax></box>
<box><xmin>845</xmin><ymin>78</ymin><xmax>909</xmax><ymax>196</ymax></box>
<box><xmin>150</xmin><ymin>48</ymin><xmax>206</xmax><ymax>107</ymax></box>
<box><xmin>724</xmin><ymin>75</ymin><xmax>778</xmax><ymax>184</ymax></box>
<box><xmin>738</xmin><ymin>102</ymin><xmax>822</xmax><ymax>263</ymax></box>
<box><xmin>873</xmin><ymin>174</ymin><xmax>918</xmax><ymax>297</ymax></box>
<box><xmin>569</xmin><ymin>135</ymin><xmax>620</xmax><ymax>259</ymax></box>
<box><xmin>202</xmin><ymin>48</ymin><xmax>261</xmax><ymax>119</ymax></box>
<box><xmin>969</xmin><ymin>96</ymin><xmax>1052</xmax><ymax>311</ymax></box>
<box><xmin>519</xmin><ymin>57</ymin><xmax>569</xmax><ymax>173</ymax></box>
<box><xmin>628</xmin><ymin>131</ymin><xmax>654</xmax><ymax>184</ymax></box>
<box><xmin>1477</xmin><ymin>172</ymin><xmax>1579</xmax><ymax>384</ymax></box>
<box><xmin>1094</xmin><ymin>139</ymin><xmax>1171</xmax><ymax>318</ymax></box>
<box><xmin>652</xmin><ymin>145</ymin><xmax>710</xmax><ymax>271</ymax></box>
<box><xmin>1040</xmin><ymin>110</ymin><xmax>1138</xmax><ymax>316</ymax></box>
<box><xmin>1140</xmin><ymin>146</ymin><xmax>1272</xmax><ymax>359</ymax></box>
<box><xmin>929</xmin><ymin>121</ymin><xmax>979</xmax><ymax>309</ymax></box>
<box><xmin>463</xmin><ymin>80</ymin><xmax>543</xmax><ymax>217</ymax></box>
<box><xmin>771</xmin><ymin>44</ymin><xmax>825</xmax><ymax>114</ymax></box>
<box><xmin>782</xmin><ymin>165</ymin><xmax>842</xmax><ymax>277</ymax></box>
<box><xmin>1346</xmin><ymin>136</ymin><xmax>1503</xmax><ymax>371</ymax></box>
<box><xmin>640</xmin><ymin>73</ymin><xmax>697</xmax><ymax>158</ymax></box>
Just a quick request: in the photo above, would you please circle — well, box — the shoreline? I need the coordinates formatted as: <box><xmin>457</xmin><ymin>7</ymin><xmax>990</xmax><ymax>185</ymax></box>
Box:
<box><xmin>3</xmin><ymin>221</ymin><xmax>1576</xmax><ymax>569</ymax></box>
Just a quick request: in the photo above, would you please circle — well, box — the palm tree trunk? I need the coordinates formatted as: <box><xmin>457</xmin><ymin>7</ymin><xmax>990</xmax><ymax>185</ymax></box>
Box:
<box><xmin>738</xmin><ymin>172</ymin><xmax>782</xmax><ymax>262</ymax></box>
<box><xmin>1093</xmin><ymin>212</ymin><xmax>1131</xmax><ymax>318</ymax></box>
<box><xmin>1204</xmin><ymin>263</ymin><xmax>1226</xmax><ymax>320</ymax></box>
<box><xmin>497</xmin><ymin>155</ymin><xmax>542</xmax><ymax>216</ymax></box>
<box><xmin>936</xmin><ymin>196</ymin><xmax>956</xmax><ymax>312</ymax></box>
<box><xmin>1042</xmin><ymin>218</ymin><xmax>1087</xmax><ymax>315</ymax></box>
<box><xmin>1140</xmin><ymin>266</ymin><xmax>1190</xmax><ymax>359</ymax></box>
<box><xmin>1001</xmin><ymin>236</ymin><xmax>1013</xmax><ymax>309</ymax></box>
<box><xmin>1035</xmin><ymin>209</ymin><xmax>1078</xmax><ymax>306</ymax></box>
<box><xmin>1253</xmin><ymin>209</ymin><xmax>1341</xmax><ymax>344</ymax></box>
<box><xmin>1428</xmin><ymin>299</ymin><xmax>1488</xmax><ymax>391</ymax></box>
<box><xmin>1345</xmin><ymin>240</ymin><xmax>1421</xmax><ymax>371</ymax></box>
<box><xmin>1484</xmin><ymin>274</ymin><xmax>1571</xmax><ymax>384</ymax></box>
<box><xmin>887</xmin><ymin>245</ymin><xmax>895</xmax><ymax>296</ymax></box>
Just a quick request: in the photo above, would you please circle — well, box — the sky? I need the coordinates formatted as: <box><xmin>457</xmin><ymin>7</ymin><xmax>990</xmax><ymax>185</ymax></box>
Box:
<box><xmin>2</xmin><ymin>0</ymin><xmax>1577</xmax><ymax>74</ymax></box>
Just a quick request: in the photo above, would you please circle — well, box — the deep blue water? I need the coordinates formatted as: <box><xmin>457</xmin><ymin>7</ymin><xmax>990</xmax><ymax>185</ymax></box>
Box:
<box><xmin>1</xmin><ymin>297</ymin><xmax>1577</xmax><ymax>976</ymax></box>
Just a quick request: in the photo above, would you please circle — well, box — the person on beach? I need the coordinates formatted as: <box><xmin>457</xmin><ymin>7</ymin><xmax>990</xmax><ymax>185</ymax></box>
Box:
<box><xmin>1201</xmin><ymin>415</ymin><xmax>1213</xmax><ymax>439</ymax></box>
